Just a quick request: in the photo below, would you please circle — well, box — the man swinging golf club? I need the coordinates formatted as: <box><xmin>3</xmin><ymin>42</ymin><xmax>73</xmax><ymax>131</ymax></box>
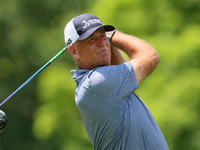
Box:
<box><xmin>64</xmin><ymin>14</ymin><xmax>169</xmax><ymax>150</ymax></box>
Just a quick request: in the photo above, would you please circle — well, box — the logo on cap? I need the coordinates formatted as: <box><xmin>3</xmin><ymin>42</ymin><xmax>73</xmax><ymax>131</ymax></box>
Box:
<box><xmin>66</xmin><ymin>38</ymin><xmax>72</xmax><ymax>46</ymax></box>
<box><xmin>82</xmin><ymin>19</ymin><xmax>102</xmax><ymax>29</ymax></box>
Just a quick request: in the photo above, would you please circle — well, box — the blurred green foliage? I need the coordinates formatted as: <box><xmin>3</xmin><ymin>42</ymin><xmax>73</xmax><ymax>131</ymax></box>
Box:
<box><xmin>0</xmin><ymin>0</ymin><xmax>200</xmax><ymax>149</ymax></box>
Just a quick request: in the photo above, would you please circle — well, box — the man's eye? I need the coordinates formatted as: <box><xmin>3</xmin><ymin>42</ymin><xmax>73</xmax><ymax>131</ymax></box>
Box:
<box><xmin>89</xmin><ymin>37</ymin><xmax>94</xmax><ymax>41</ymax></box>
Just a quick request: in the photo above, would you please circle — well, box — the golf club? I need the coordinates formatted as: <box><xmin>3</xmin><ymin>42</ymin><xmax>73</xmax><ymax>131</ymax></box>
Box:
<box><xmin>0</xmin><ymin>110</ymin><xmax>7</xmax><ymax>132</ymax></box>
<box><xmin>0</xmin><ymin>46</ymin><xmax>68</xmax><ymax>107</ymax></box>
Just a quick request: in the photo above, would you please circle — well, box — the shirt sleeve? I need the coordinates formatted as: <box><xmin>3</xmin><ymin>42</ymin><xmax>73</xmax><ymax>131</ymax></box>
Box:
<box><xmin>87</xmin><ymin>61</ymin><xmax>139</xmax><ymax>108</ymax></box>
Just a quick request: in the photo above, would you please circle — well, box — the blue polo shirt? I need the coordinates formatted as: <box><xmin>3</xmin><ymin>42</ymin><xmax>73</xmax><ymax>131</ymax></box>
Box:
<box><xmin>71</xmin><ymin>62</ymin><xmax>169</xmax><ymax>150</ymax></box>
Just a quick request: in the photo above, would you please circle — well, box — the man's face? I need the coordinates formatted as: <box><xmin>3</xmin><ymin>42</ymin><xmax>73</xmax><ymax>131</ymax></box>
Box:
<box><xmin>73</xmin><ymin>27</ymin><xmax>111</xmax><ymax>70</ymax></box>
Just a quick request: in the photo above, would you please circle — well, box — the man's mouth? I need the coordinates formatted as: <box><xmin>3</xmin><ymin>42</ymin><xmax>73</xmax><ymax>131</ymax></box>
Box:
<box><xmin>96</xmin><ymin>47</ymin><xmax>109</xmax><ymax>54</ymax></box>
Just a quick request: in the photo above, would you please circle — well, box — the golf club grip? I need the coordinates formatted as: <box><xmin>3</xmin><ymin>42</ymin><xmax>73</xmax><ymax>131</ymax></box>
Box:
<box><xmin>0</xmin><ymin>46</ymin><xmax>67</xmax><ymax>107</ymax></box>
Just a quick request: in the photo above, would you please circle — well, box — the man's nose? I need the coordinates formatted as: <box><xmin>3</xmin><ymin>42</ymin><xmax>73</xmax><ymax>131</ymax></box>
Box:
<box><xmin>97</xmin><ymin>36</ymin><xmax>106</xmax><ymax>47</ymax></box>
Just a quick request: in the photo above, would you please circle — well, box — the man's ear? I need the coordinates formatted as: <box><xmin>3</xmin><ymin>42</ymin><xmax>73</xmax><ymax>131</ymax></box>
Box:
<box><xmin>68</xmin><ymin>45</ymin><xmax>80</xmax><ymax>59</ymax></box>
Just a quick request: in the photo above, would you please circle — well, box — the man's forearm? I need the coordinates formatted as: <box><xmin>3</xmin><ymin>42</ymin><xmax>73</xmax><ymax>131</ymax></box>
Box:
<box><xmin>110</xmin><ymin>30</ymin><xmax>160</xmax><ymax>83</ymax></box>
<box><xmin>110</xmin><ymin>44</ymin><xmax>127</xmax><ymax>65</ymax></box>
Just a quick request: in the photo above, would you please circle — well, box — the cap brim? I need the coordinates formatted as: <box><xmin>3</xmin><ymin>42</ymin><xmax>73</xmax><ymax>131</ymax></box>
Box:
<box><xmin>103</xmin><ymin>25</ymin><xmax>115</xmax><ymax>32</ymax></box>
<box><xmin>77</xmin><ymin>25</ymin><xmax>115</xmax><ymax>41</ymax></box>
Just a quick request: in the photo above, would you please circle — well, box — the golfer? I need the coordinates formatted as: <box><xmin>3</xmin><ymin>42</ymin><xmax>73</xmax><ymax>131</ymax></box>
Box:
<box><xmin>64</xmin><ymin>14</ymin><xmax>169</xmax><ymax>150</ymax></box>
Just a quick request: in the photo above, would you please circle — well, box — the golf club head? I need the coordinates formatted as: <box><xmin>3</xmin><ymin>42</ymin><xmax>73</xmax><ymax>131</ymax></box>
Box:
<box><xmin>0</xmin><ymin>110</ymin><xmax>7</xmax><ymax>132</ymax></box>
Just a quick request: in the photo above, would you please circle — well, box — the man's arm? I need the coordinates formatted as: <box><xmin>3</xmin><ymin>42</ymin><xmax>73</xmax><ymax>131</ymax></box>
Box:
<box><xmin>110</xmin><ymin>44</ymin><xmax>127</xmax><ymax>65</ymax></box>
<box><xmin>110</xmin><ymin>30</ymin><xmax>160</xmax><ymax>84</ymax></box>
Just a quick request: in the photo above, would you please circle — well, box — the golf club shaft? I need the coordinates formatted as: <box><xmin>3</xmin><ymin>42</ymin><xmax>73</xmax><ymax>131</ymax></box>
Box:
<box><xmin>0</xmin><ymin>46</ymin><xmax>67</xmax><ymax>107</ymax></box>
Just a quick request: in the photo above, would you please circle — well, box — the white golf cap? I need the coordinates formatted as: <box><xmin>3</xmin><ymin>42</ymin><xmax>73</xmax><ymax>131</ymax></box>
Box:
<box><xmin>64</xmin><ymin>14</ymin><xmax>115</xmax><ymax>46</ymax></box>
